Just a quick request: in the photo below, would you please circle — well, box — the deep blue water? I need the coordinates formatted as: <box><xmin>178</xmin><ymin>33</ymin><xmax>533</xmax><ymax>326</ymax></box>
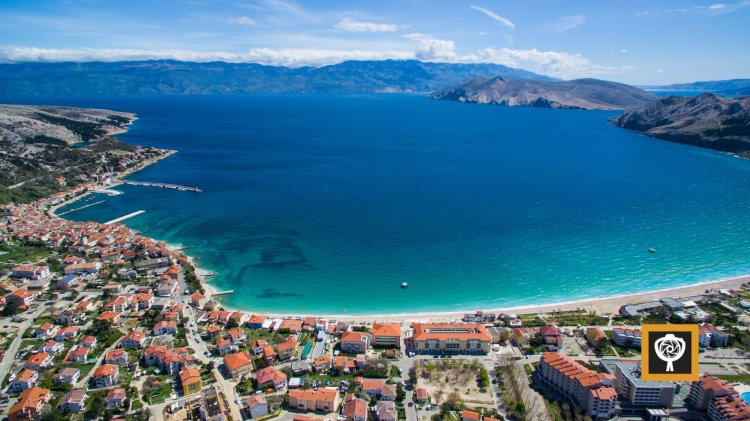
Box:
<box><xmin>9</xmin><ymin>94</ymin><xmax>750</xmax><ymax>315</ymax></box>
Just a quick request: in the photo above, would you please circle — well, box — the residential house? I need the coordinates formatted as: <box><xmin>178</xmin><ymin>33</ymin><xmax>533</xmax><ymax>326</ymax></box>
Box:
<box><xmin>612</xmin><ymin>328</ymin><xmax>641</xmax><ymax>348</ymax></box>
<box><xmin>361</xmin><ymin>379</ymin><xmax>396</xmax><ymax>401</ymax></box>
<box><xmin>7</xmin><ymin>288</ymin><xmax>39</xmax><ymax>306</ymax></box>
<box><xmin>463</xmin><ymin>410</ymin><xmax>481</xmax><ymax>421</ymax></box>
<box><xmin>143</xmin><ymin>346</ymin><xmax>194</xmax><ymax>375</ymax></box>
<box><xmin>313</xmin><ymin>355</ymin><xmax>331</xmax><ymax>373</ymax></box>
<box><xmin>37</xmin><ymin>340</ymin><xmax>63</xmax><ymax>355</ymax></box>
<box><xmin>96</xmin><ymin>311</ymin><xmax>122</xmax><ymax>325</ymax></box>
<box><xmin>246</xmin><ymin>395</ymin><xmax>269</xmax><ymax>419</ymax></box>
<box><xmin>688</xmin><ymin>375</ymin><xmax>737</xmax><ymax>410</ymax></box>
<box><xmin>56</xmin><ymin>274</ymin><xmax>79</xmax><ymax>291</ymax></box>
<box><xmin>53</xmin><ymin>368</ymin><xmax>80</xmax><ymax>386</ymax></box>
<box><xmin>190</xmin><ymin>292</ymin><xmax>206</xmax><ymax>308</ymax></box>
<box><xmin>288</xmin><ymin>388</ymin><xmax>340</xmax><ymax>412</ymax></box>
<box><xmin>92</xmin><ymin>364</ymin><xmax>120</xmax><ymax>388</ymax></box>
<box><xmin>538</xmin><ymin>325</ymin><xmax>562</xmax><ymax>351</ymax></box>
<box><xmin>8</xmin><ymin>387</ymin><xmax>52</xmax><ymax>421</ymax></box>
<box><xmin>106</xmin><ymin>388</ymin><xmax>127</xmax><ymax>410</ymax></box>
<box><xmin>340</xmin><ymin>331</ymin><xmax>370</xmax><ymax>354</ymax></box>
<box><xmin>59</xmin><ymin>390</ymin><xmax>87</xmax><ymax>414</ymax></box>
<box><xmin>376</xmin><ymin>401</ymin><xmax>397</xmax><ymax>421</ymax></box>
<box><xmin>256</xmin><ymin>366</ymin><xmax>287</xmax><ymax>391</ymax></box>
<box><xmin>585</xmin><ymin>327</ymin><xmax>608</xmax><ymax>348</ymax></box>
<box><xmin>11</xmin><ymin>265</ymin><xmax>50</xmax><ymax>281</ymax></box>
<box><xmin>223</xmin><ymin>351</ymin><xmax>253</xmax><ymax>378</ymax></box>
<box><xmin>216</xmin><ymin>338</ymin><xmax>236</xmax><ymax>356</ymax></box>
<box><xmin>120</xmin><ymin>331</ymin><xmax>147</xmax><ymax>348</ymax></box>
<box><xmin>252</xmin><ymin>339</ymin><xmax>269</xmax><ymax>355</ymax></box>
<box><xmin>226</xmin><ymin>328</ymin><xmax>247</xmax><ymax>344</ymax></box>
<box><xmin>54</xmin><ymin>326</ymin><xmax>80</xmax><ymax>342</ymax></box>
<box><xmin>180</xmin><ymin>367</ymin><xmax>202</xmax><ymax>395</ymax></box>
<box><xmin>67</xmin><ymin>346</ymin><xmax>89</xmax><ymax>363</ymax></box>
<box><xmin>25</xmin><ymin>352</ymin><xmax>52</xmax><ymax>371</ymax></box>
<box><xmin>153</xmin><ymin>321</ymin><xmax>178</xmax><ymax>336</ymax></box>
<box><xmin>63</xmin><ymin>262</ymin><xmax>100</xmax><ymax>275</ymax></box>
<box><xmin>246</xmin><ymin>314</ymin><xmax>266</xmax><ymax>329</ymax></box>
<box><xmin>415</xmin><ymin>388</ymin><xmax>428</xmax><ymax>403</ymax></box>
<box><xmin>9</xmin><ymin>369</ymin><xmax>39</xmax><ymax>393</ymax></box>
<box><xmin>34</xmin><ymin>323</ymin><xmax>55</xmax><ymax>339</ymax></box>
<box><xmin>277</xmin><ymin>337</ymin><xmax>297</xmax><ymax>361</ymax></box>
<box><xmin>700</xmin><ymin>325</ymin><xmax>730</xmax><ymax>348</ymax></box>
<box><xmin>79</xmin><ymin>335</ymin><xmax>97</xmax><ymax>348</ymax></box>
<box><xmin>262</xmin><ymin>345</ymin><xmax>277</xmax><ymax>366</ymax></box>
<box><xmin>104</xmin><ymin>349</ymin><xmax>129</xmax><ymax>365</ymax></box>
<box><xmin>344</xmin><ymin>398</ymin><xmax>368</xmax><ymax>421</ymax></box>
<box><xmin>279</xmin><ymin>319</ymin><xmax>304</xmax><ymax>333</ymax></box>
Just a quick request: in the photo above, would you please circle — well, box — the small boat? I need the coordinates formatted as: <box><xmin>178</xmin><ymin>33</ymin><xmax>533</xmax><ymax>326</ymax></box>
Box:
<box><xmin>648</xmin><ymin>248</ymin><xmax>656</xmax><ymax>254</ymax></box>
<box><xmin>401</xmin><ymin>282</ymin><xmax>408</xmax><ymax>288</ymax></box>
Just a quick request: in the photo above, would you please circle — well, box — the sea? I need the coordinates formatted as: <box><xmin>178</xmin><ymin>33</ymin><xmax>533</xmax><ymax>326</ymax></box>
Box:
<box><xmin>10</xmin><ymin>93</ymin><xmax>750</xmax><ymax>315</ymax></box>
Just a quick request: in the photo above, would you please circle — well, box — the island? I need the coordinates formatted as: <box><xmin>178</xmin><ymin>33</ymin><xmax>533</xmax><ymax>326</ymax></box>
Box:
<box><xmin>611</xmin><ymin>93</ymin><xmax>750</xmax><ymax>156</ymax></box>
<box><xmin>430</xmin><ymin>76</ymin><xmax>657</xmax><ymax>110</ymax></box>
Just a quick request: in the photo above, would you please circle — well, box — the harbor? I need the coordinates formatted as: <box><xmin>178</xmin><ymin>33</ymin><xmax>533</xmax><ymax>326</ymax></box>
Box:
<box><xmin>124</xmin><ymin>180</ymin><xmax>202</xmax><ymax>192</ymax></box>
<box><xmin>104</xmin><ymin>210</ymin><xmax>145</xmax><ymax>225</ymax></box>
<box><xmin>56</xmin><ymin>200</ymin><xmax>105</xmax><ymax>216</ymax></box>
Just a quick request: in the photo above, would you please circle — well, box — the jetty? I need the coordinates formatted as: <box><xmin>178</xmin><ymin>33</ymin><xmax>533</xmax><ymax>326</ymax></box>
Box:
<box><xmin>124</xmin><ymin>181</ymin><xmax>202</xmax><ymax>192</ymax></box>
<box><xmin>213</xmin><ymin>290</ymin><xmax>234</xmax><ymax>296</ymax></box>
<box><xmin>57</xmin><ymin>200</ymin><xmax>105</xmax><ymax>216</ymax></box>
<box><xmin>105</xmin><ymin>210</ymin><xmax>145</xmax><ymax>225</ymax></box>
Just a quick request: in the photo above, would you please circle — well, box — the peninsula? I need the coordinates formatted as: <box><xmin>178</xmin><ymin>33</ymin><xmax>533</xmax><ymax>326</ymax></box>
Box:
<box><xmin>430</xmin><ymin>76</ymin><xmax>657</xmax><ymax>110</ymax></box>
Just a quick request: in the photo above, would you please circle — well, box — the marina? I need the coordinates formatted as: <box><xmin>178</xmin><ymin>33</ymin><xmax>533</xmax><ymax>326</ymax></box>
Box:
<box><xmin>104</xmin><ymin>210</ymin><xmax>145</xmax><ymax>225</ymax></box>
<box><xmin>56</xmin><ymin>200</ymin><xmax>106</xmax><ymax>216</ymax></box>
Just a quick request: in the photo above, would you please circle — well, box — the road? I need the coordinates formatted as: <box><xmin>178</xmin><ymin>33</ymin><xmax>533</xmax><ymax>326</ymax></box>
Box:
<box><xmin>0</xmin><ymin>304</ymin><xmax>47</xmax><ymax>382</ymax></box>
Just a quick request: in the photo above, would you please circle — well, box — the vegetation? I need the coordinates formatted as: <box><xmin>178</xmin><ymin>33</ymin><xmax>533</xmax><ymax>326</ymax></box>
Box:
<box><xmin>495</xmin><ymin>364</ymin><xmax>527</xmax><ymax>421</ymax></box>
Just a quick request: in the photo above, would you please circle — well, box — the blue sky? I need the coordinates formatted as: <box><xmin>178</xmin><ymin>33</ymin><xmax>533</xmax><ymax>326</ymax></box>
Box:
<box><xmin>0</xmin><ymin>0</ymin><xmax>748</xmax><ymax>84</ymax></box>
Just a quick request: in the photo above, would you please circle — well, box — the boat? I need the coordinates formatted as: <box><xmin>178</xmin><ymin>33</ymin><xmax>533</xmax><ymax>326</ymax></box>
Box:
<box><xmin>401</xmin><ymin>282</ymin><xmax>408</xmax><ymax>288</ymax></box>
<box><xmin>648</xmin><ymin>248</ymin><xmax>656</xmax><ymax>254</ymax></box>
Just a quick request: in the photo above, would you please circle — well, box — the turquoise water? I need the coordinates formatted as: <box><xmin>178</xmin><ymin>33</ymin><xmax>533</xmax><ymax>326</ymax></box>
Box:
<box><xmin>11</xmin><ymin>94</ymin><xmax>750</xmax><ymax>315</ymax></box>
<box><xmin>743</xmin><ymin>392</ymin><xmax>750</xmax><ymax>401</ymax></box>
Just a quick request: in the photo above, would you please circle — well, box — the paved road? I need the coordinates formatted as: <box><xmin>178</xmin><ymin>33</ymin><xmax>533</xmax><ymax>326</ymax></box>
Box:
<box><xmin>0</xmin><ymin>304</ymin><xmax>47</xmax><ymax>382</ymax></box>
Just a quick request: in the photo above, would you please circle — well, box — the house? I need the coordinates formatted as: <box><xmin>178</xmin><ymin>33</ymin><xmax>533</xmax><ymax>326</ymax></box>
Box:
<box><xmin>7</xmin><ymin>288</ymin><xmax>39</xmax><ymax>306</ymax></box>
<box><xmin>226</xmin><ymin>327</ymin><xmax>247</xmax><ymax>344</ymax></box>
<box><xmin>190</xmin><ymin>292</ymin><xmax>206</xmax><ymax>308</ymax></box>
<box><xmin>9</xmin><ymin>387</ymin><xmax>52</xmax><ymax>421</ymax></box>
<box><xmin>262</xmin><ymin>345</ymin><xmax>277</xmax><ymax>366</ymax></box>
<box><xmin>538</xmin><ymin>325</ymin><xmax>562</xmax><ymax>351</ymax></box>
<box><xmin>216</xmin><ymin>338</ymin><xmax>236</xmax><ymax>356</ymax></box>
<box><xmin>37</xmin><ymin>340</ymin><xmax>63</xmax><ymax>355</ymax></box>
<box><xmin>130</xmin><ymin>293</ymin><xmax>154</xmax><ymax>311</ymax></box>
<box><xmin>96</xmin><ymin>311</ymin><xmax>122</xmax><ymax>325</ymax></box>
<box><xmin>246</xmin><ymin>395</ymin><xmax>269</xmax><ymax>419</ymax></box>
<box><xmin>9</xmin><ymin>369</ymin><xmax>39</xmax><ymax>393</ymax></box>
<box><xmin>256</xmin><ymin>366</ymin><xmax>287</xmax><ymax>391</ymax></box>
<box><xmin>314</xmin><ymin>355</ymin><xmax>331</xmax><ymax>372</ymax></box>
<box><xmin>120</xmin><ymin>331</ymin><xmax>147</xmax><ymax>348</ymax></box>
<box><xmin>180</xmin><ymin>367</ymin><xmax>202</xmax><ymax>395</ymax></box>
<box><xmin>59</xmin><ymin>390</ymin><xmax>87</xmax><ymax>414</ymax></box>
<box><xmin>105</xmin><ymin>295</ymin><xmax>131</xmax><ymax>312</ymax></box>
<box><xmin>11</xmin><ymin>265</ymin><xmax>49</xmax><ymax>281</ymax></box>
<box><xmin>277</xmin><ymin>337</ymin><xmax>297</xmax><ymax>360</ymax></box>
<box><xmin>371</xmin><ymin>323</ymin><xmax>401</xmax><ymax>348</ymax></box>
<box><xmin>153</xmin><ymin>321</ymin><xmax>178</xmax><ymax>336</ymax></box>
<box><xmin>340</xmin><ymin>331</ymin><xmax>370</xmax><ymax>354</ymax></box>
<box><xmin>700</xmin><ymin>324</ymin><xmax>730</xmax><ymax>348</ymax></box>
<box><xmin>53</xmin><ymin>368</ymin><xmax>80</xmax><ymax>386</ymax></box>
<box><xmin>585</xmin><ymin>327</ymin><xmax>608</xmax><ymax>348</ymax></box>
<box><xmin>246</xmin><ymin>314</ymin><xmax>266</xmax><ymax>329</ymax></box>
<box><xmin>376</xmin><ymin>401</ymin><xmax>397</xmax><ymax>421</ymax></box>
<box><xmin>279</xmin><ymin>319</ymin><xmax>304</xmax><ymax>333</ymax></box>
<box><xmin>252</xmin><ymin>339</ymin><xmax>269</xmax><ymax>355</ymax></box>
<box><xmin>415</xmin><ymin>388</ymin><xmax>428</xmax><ymax>403</ymax></box>
<box><xmin>64</xmin><ymin>262</ymin><xmax>100</xmax><ymax>275</ymax></box>
<box><xmin>92</xmin><ymin>364</ymin><xmax>120</xmax><ymax>388</ymax></box>
<box><xmin>34</xmin><ymin>323</ymin><xmax>55</xmax><ymax>339</ymax></box>
<box><xmin>79</xmin><ymin>335</ymin><xmax>97</xmax><ymax>348</ymax></box>
<box><xmin>462</xmin><ymin>410</ymin><xmax>481</xmax><ymax>421</ymax></box>
<box><xmin>106</xmin><ymin>388</ymin><xmax>127</xmax><ymax>410</ymax></box>
<box><xmin>104</xmin><ymin>349</ymin><xmax>129</xmax><ymax>365</ymax></box>
<box><xmin>56</xmin><ymin>274</ymin><xmax>79</xmax><ymax>290</ymax></box>
<box><xmin>155</xmin><ymin>279</ymin><xmax>178</xmax><ymax>297</ymax></box>
<box><xmin>54</xmin><ymin>326</ymin><xmax>80</xmax><ymax>342</ymax></box>
<box><xmin>223</xmin><ymin>351</ymin><xmax>253</xmax><ymax>378</ymax></box>
<box><xmin>67</xmin><ymin>346</ymin><xmax>89</xmax><ymax>363</ymax></box>
<box><xmin>612</xmin><ymin>328</ymin><xmax>641</xmax><ymax>347</ymax></box>
<box><xmin>288</xmin><ymin>388</ymin><xmax>341</xmax><ymax>412</ymax></box>
<box><xmin>25</xmin><ymin>352</ymin><xmax>52</xmax><ymax>371</ymax></box>
<box><xmin>144</xmin><ymin>346</ymin><xmax>194</xmax><ymax>375</ymax></box>
<box><xmin>361</xmin><ymin>379</ymin><xmax>396</xmax><ymax>401</ymax></box>
<box><xmin>344</xmin><ymin>398</ymin><xmax>368</xmax><ymax>421</ymax></box>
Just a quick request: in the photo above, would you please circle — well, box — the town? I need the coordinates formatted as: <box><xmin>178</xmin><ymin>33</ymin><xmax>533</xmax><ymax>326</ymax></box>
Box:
<box><xmin>1</xmin><ymin>161</ymin><xmax>750</xmax><ymax>421</ymax></box>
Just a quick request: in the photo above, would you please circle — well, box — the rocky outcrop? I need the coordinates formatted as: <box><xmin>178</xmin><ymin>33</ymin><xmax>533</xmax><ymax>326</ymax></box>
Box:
<box><xmin>611</xmin><ymin>93</ymin><xmax>750</xmax><ymax>154</ymax></box>
<box><xmin>430</xmin><ymin>77</ymin><xmax>656</xmax><ymax>110</ymax></box>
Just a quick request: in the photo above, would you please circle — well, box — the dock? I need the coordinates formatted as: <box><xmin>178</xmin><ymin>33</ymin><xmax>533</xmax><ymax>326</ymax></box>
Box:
<box><xmin>105</xmin><ymin>210</ymin><xmax>145</xmax><ymax>225</ymax></box>
<box><xmin>213</xmin><ymin>290</ymin><xmax>234</xmax><ymax>296</ymax></box>
<box><xmin>57</xmin><ymin>200</ymin><xmax>105</xmax><ymax>216</ymax></box>
<box><xmin>125</xmin><ymin>181</ymin><xmax>202</xmax><ymax>192</ymax></box>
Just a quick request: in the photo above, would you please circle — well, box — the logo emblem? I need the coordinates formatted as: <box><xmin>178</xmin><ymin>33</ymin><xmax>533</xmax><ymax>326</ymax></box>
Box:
<box><xmin>641</xmin><ymin>324</ymin><xmax>699</xmax><ymax>381</ymax></box>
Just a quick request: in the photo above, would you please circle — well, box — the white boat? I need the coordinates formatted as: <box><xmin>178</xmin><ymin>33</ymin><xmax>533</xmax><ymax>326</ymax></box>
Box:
<box><xmin>401</xmin><ymin>282</ymin><xmax>408</xmax><ymax>288</ymax></box>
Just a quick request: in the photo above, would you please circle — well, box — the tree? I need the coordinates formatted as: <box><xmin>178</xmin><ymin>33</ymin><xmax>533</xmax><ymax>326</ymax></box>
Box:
<box><xmin>85</xmin><ymin>393</ymin><xmax>106</xmax><ymax>419</ymax></box>
<box><xmin>225</xmin><ymin>318</ymin><xmax>239</xmax><ymax>329</ymax></box>
<box><xmin>396</xmin><ymin>384</ymin><xmax>405</xmax><ymax>403</ymax></box>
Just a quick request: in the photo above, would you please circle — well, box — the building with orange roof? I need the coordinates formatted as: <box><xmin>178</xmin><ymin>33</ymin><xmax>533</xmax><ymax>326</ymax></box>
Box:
<box><xmin>223</xmin><ymin>351</ymin><xmax>253</xmax><ymax>378</ymax></box>
<box><xmin>361</xmin><ymin>379</ymin><xmax>396</xmax><ymax>401</ymax></box>
<box><xmin>688</xmin><ymin>374</ymin><xmax>737</xmax><ymax>410</ymax></box>
<box><xmin>280</xmin><ymin>319</ymin><xmax>304</xmax><ymax>333</ymax></box>
<box><xmin>25</xmin><ymin>352</ymin><xmax>51</xmax><ymax>371</ymax></box>
<box><xmin>7</xmin><ymin>288</ymin><xmax>39</xmax><ymax>306</ymax></box>
<box><xmin>92</xmin><ymin>364</ymin><xmax>120</xmax><ymax>388</ymax></box>
<box><xmin>534</xmin><ymin>353</ymin><xmax>617</xmax><ymax>419</ymax></box>
<box><xmin>120</xmin><ymin>330</ymin><xmax>147</xmax><ymax>348</ymax></box>
<box><xmin>216</xmin><ymin>337</ymin><xmax>236</xmax><ymax>356</ymax></box>
<box><xmin>700</xmin><ymin>324</ymin><xmax>730</xmax><ymax>348</ymax></box>
<box><xmin>344</xmin><ymin>397</ymin><xmax>368</xmax><ymax>421</ymax></box>
<box><xmin>709</xmin><ymin>393</ymin><xmax>750</xmax><ymax>420</ymax></box>
<box><xmin>180</xmin><ymin>367</ymin><xmax>202</xmax><ymax>395</ymax></box>
<box><xmin>96</xmin><ymin>311</ymin><xmax>122</xmax><ymax>325</ymax></box>
<box><xmin>9</xmin><ymin>387</ymin><xmax>51</xmax><ymax>421</ymax></box>
<box><xmin>246</xmin><ymin>394</ymin><xmax>269</xmax><ymax>419</ymax></box>
<box><xmin>293</xmin><ymin>416</ymin><xmax>324</xmax><ymax>421</ymax></box>
<box><xmin>246</xmin><ymin>314</ymin><xmax>266</xmax><ymax>329</ymax></box>
<box><xmin>262</xmin><ymin>345</ymin><xmax>277</xmax><ymax>366</ymax></box>
<box><xmin>371</xmin><ymin>323</ymin><xmax>401</xmax><ymax>348</ymax></box>
<box><xmin>153</xmin><ymin>321</ymin><xmax>178</xmax><ymax>336</ymax></box>
<box><xmin>411</xmin><ymin>323</ymin><xmax>492</xmax><ymax>354</ymax></box>
<box><xmin>314</xmin><ymin>355</ymin><xmax>331</xmax><ymax>373</ymax></box>
<box><xmin>289</xmin><ymin>388</ymin><xmax>340</xmax><ymax>412</ymax></box>
<box><xmin>104</xmin><ymin>349</ymin><xmax>129</xmax><ymax>365</ymax></box>
<box><xmin>9</xmin><ymin>369</ymin><xmax>39</xmax><ymax>393</ymax></box>
<box><xmin>462</xmin><ymin>410</ymin><xmax>480</xmax><ymax>421</ymax></box>
<box><xmin>226</xmin><ymin>327</ymin><xmax>247</xmax><ymax>343</ymax></box>
<box><xmin>277</xmin><ymin>337</ymin><xmax>297</xmax><ymax>361</ymax></box>
<box><xmin>191</xmin><ymin>292</ymin><xmax>206</xmax><ymax>308</ymax></box>
<box><xmin>256</xmin><ymin>366</ymin><xmax>287</xmax><ymax>391</ymax></box>
<box><xmin>340</xmin><ymin>331</ymin><xmax>370</xmax><ymax>354</ymax></box>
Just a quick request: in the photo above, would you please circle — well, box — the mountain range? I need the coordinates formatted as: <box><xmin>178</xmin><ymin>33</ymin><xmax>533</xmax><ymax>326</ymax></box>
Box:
<box><xmin>650</xmin><ymin>78</ymin><xmax>750</xmax><ymax>97</ymax></box>
<box><xmin>0</xmin><ymin>60</ymin><xmax>555</xmax><ymax>96</ymax></box>
<box><xmin>430</xmin><ymin>76</ymin><xmax>657</xmax><ymax>110</ymax></box>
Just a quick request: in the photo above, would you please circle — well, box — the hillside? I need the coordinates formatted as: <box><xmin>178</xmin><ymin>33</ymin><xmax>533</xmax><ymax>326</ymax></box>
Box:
<box><xmin>0</xmin><ymin>60</ymin><xmax>555</xmax><ymax>96</ymax></box>
<box><xmin>611</xmin><ymin>93</ymin><xmax>750</xmax><ymax>154</ymax></box>
<box><xmin>0</xmin><ymin>105</ymin><xmax>155</xmax><ymax>204</ymax></box>
<box><xmin>430</xmin><ymin>77</ymin><xmax>656</xmax><ymax>110</ymax></box>
<box><xmin>655</xmin><ymin>78</ymin><xmax>750</xmax><ymax>93</ymax></box>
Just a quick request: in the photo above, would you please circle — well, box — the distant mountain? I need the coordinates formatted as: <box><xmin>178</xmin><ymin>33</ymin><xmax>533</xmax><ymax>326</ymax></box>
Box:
<box><xmin>655</xmin><ymin>79</ymin><xmax>750</xmax><ymax>93</ymax></box>
<box><xmin>611</xmin><ymin>93</ymin><xmax>750</xmax><ymax>155</ymax></box>
<box><xmin>430</xmin><ymin>77</ymin><xmax>656</xmax><ymax>110</ymax></box>
<box><xmin>0</xmin><ymin>60</ymin><xmax>555</xmax><ymax>96</ymax></box>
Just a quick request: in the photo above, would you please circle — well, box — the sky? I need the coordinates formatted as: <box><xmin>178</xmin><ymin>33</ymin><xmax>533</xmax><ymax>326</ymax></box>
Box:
<box><xmin>0</xmin><ymin>0</ymin><xmax>748</xmax><ymax>84</ymax></box>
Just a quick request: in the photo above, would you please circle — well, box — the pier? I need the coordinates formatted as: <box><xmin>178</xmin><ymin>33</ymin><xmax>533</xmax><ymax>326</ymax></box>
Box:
<box><xmin>125</xmin><ymin>181</ymin><xmax>202</xmax><ymax>192</ymax></box>
<box><xmin>213</xmin><ymin>290</ymin><xmax>234</xmax><ymax>296</ymax></box>
<box><xmin>57</xmin><ymin>200</ymin><xmax>105</xmax><ymax>216</ymax></box>
<box><xmin>105</xmin><ymin>210</ymin><xmax>145</xmax><ymax>225</ymax></box>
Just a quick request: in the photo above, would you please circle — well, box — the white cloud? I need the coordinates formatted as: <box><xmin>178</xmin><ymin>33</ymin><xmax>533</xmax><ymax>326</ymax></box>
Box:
<box><xmin>708</xmin><ymin>3</ymin><xmax>728</xmax><ymax>9</ymax></box>
<box><xmin>469</xmin><ymin>5</ymin><xmax>515</xmax><ymax>30</ymax></box>
<box><xmin>0</xmin><ymin>44</ymin><xmax>634</xmax><ymax>79</ymax></box>
<box><xmin>334</xmin><ymin>18</ymin><xmax>399</xmax><ymax>32</ymax></box>
<box><xmin>227</xmin><ymin>16</ymin><xmax>256</xmax><ymax>26</ymax></box>
<box><xmin>655</xmin><ymin>68</ymin><xmax>664</xmax><ymax>73</ymax></box>
<box><xmin>620</xmin><ymin>49</ymin><xmax>628</xmax><ymax>53</ymax></box>
<box><xmin>540</xmin><ymin>15</ymin><xmax>586</xmax><ymax>33</ymax></box>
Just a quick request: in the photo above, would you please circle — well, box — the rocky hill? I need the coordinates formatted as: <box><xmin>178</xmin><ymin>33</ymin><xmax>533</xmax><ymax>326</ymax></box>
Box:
<box><xmin>0</xmin><ymin>60</ymin><xmax>555</xmax><ymax>96</ymax></box>
<box><xmin>0</xmin><ymin>105</ymin><xmax>139</xmax><ymax>203</ymax></box>
<box><xmin>611</xmin><ymin>93</ymin><xmax>750</xmax><ymax>154</ymax></box>
<box><xmin>430</xmin><ymin>77</ymin><xmax>656</xmax><ymax>110</ymax></box>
